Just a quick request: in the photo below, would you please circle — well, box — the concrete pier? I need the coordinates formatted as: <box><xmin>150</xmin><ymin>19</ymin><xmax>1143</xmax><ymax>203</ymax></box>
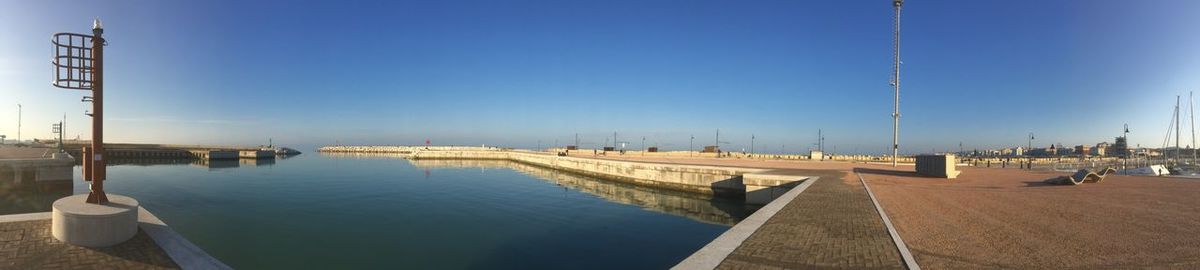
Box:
<box><xmin>320</xmin><ymin>146</ymin><xmax>812</xmax><ymax>202</ymax></box>
<box><xmin>0</xmin><ymin>148</ymin><xmax>74</xmax><ymax>185</ymax></box>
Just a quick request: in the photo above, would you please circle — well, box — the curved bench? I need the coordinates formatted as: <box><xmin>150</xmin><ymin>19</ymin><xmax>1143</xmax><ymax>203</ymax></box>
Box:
<box><xmin>1044</xmin><ymin>167</ymin><xmax>1116</xmax><ymax>185</ymax></box>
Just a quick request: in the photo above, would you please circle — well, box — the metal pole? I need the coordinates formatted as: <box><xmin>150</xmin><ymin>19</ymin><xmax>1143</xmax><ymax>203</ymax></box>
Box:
<box><xmin>16</xmin><ymin>104</ymin><xmax>21</xmax><ymax>142</ymax></box>
<box><xmin>87</xmin><ymin>19</ymin><xmax>108</xmax><ymax>204</ymax></box>
<box><xmin>1191</xmin><ymin>91</ymin><xmax>1196</xmax><ymax>162</ymax></box>
<box><xmin>62</xmin><ymin>114</ymin><xmax>66</xmax><ymax>151</ymax></box>
<box><xmin>816</xmin><ymin>129</ymin><xmax>825</xmax><ymax>155</ymax></box>
<box><xmin>1124</xmin><ymin>123</ymin><xmax>1130</xmax><ymax>168</ymax></box>
<box><xmin>750</xmin><ymin>134</ymin><xmax>755</xmax><ymax>155</ymax></box>
<box><xmin>1028</xmin><ymin>133</ymin><xmax>1034</xmax><ymax>156</ymax></box>
<box><xmin>891</xmin><ymin>0</ymin><xmax>903</xmax><ymax>167</ymax></box>
<box><xmin>689</xmin><ymin>135</ymin><xmax>694</xmax><ymax>156</ymax></box>
<box><xmin>1177</xmin><ymin>95</ymin><xmax>1182</xmax><ymax>161</ymax></box>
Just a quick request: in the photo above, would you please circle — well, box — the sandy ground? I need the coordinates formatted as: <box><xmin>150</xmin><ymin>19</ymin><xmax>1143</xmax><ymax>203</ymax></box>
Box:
<box><xmin>861</xmin><ymin>167</ymin><xmax>1200</xmax><ymax>269</ymax></box>
<box><xmin>575</xmin><ymin>153</ymin><xmax>1200</xmax><ymax>269</ymax></box>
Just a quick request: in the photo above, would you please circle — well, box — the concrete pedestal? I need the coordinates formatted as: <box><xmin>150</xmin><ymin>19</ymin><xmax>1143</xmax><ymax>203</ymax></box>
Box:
<box><xmin>52</xmin><ymin>194</ymin><xmax>140</xmax><ymax>247</ymax></box>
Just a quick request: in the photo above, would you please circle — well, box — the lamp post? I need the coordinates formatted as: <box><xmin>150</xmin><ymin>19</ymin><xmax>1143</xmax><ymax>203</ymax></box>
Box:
<box><xmin>890</xmin><ymin>0</ymin><xmax>904</xmax><ymax>167</ymax></box>
<box><xmin>1122</xmin><ymin>123</ymin><xmax>1130</xmax><ymax>170</ymax></box>
<box><xmin>689</xmin><ymin>135</ymin><xmax>694</xmax><ymax>156</ymax></box>
<box><xmin>1027</xmin><ymin>132</ymin><xmax>1034</xmax><ymax>156</ymax></box>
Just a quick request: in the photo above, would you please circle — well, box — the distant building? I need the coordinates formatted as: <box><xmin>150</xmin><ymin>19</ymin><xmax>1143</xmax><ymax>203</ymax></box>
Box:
<box><xmin>1091</xmin><ymin>142</ymin><xmax>1109</xmax><ymax>157</ymax></box>
<box><xmin>1014</xmin><ymin>146</ymin><xmax>1024</xmax><ymax>156</ymax></box>
<box><xmin>1075</xmin><ymin>145</ymin><xmax>1091</xmax><ymax>157</ymax></box>
<box><xmin>701</xmin><ymin>146</ymin><xmax>719</xmax><ymax>153</ymax></box>
<box><xmin>1028</xmin><ymin>145</ymin><xmax>1057</xmax><ymax>157</ymax></box>
<box><xmin>1057</xmin><ymin>145</ymin><xmax>1075</xmax><ymax>156</ymax></box>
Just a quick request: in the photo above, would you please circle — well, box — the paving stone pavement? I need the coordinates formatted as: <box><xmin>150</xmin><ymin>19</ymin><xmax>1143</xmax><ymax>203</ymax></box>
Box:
<box><xmin>717</xmin><ymin>170</ymin><xmax>905</xmax><ymax>270</ymax></box>
<box><xmin>0</xmin><ymin>219</ymin><xmax>179</xmax><ymax>270</ymax></box>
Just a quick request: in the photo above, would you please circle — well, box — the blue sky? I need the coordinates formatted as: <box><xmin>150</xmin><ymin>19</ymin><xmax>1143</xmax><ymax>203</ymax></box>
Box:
<box><xmin>1</xmin><ymin>0</ymin><xmax>1198</xmax><ymax>154</ymax></box>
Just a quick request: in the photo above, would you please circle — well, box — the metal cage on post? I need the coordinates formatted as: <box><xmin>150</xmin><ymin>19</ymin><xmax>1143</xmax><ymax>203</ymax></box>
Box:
<box><xmin>51</xmin><ymin>19</ymin><xmax>108</xmax><ymax>204</ymax></box>
<box><xmin>52</xmin><ymin>33</ymin><xmax>96</xmax><ymax>90</ymax></box>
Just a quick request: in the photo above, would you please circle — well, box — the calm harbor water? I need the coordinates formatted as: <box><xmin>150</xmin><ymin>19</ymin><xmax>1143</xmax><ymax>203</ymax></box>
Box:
<box><xmin>6</xmin><ymin>152</ymin><xmax>748</xmax><ymax>269</ymax></box>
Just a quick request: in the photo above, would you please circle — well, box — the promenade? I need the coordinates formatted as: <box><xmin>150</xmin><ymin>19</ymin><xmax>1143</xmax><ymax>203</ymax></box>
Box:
<box><xmin>577</xmin><ymin>153</ymin><xmax>1200</xmax><ymax>269</ymax></box>
<box><xmin>862</xmin><ymin>166</ymin><xmax>1200</xmax><ymax>269</ymax></box>
<box><xmin>1</xmin><ymin>218</ymin><xmax>177</xmax><ymax>269</ymax></box>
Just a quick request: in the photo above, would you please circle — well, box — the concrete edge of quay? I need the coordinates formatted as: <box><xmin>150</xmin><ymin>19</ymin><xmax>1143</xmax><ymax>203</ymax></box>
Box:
<box><xmin>671</xmin><ymin>177</ymin><xmax>819</xmax><ymax>270</ymax></box>
<box><xmin>318</xmin><ymin>146</ymin><xmax>811</xmax><ymax>203</ymax></box>
<box><xmin>0</xmin><ymin>207</ymin><xmax>230</xmax><ymax>270</ymax></box>
<box><xmin>857</xmin><ymin>172</ymin><xmax>920</xmax><ymax>270</ymax></box>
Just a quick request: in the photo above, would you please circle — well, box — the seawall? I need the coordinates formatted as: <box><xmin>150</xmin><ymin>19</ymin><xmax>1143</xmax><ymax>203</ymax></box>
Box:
<box><xmin>319</xmin><ymin>146</ymin><xmax>812</xmax><ymax>204</ymax></box>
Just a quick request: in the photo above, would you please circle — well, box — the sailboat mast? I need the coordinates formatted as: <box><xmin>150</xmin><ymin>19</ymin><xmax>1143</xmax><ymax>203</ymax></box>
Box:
<box><xmin>1176</xmin><ymin>95</ymin><xmax>1181</xmax><ymax>161</ymax></box>
<box><xmin>1191</xmin><ymin>91</ymin><xmax>1196</xmax><ymax>162</ymax></box>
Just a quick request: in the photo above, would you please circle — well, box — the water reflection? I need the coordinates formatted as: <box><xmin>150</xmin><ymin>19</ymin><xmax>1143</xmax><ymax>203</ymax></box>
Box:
<box><xmin>0</xmin><ymin>182</ymin><xmax>72</xmax><ymax>215</ymax></box>
<box><xmin>239</xmin><ymin>158</ymin><xmax>276</xmax><ymax>167</ymax></box>
<box><xmin>319</xmin><ymin>152</ymin><xmax>414</xmax><ymax>160</ymax></box>
<box><xmin>190</xmin><ymin>159</ymin><xmax>240</xmax><ymax>170</ymax></box>
<box><xmin>406</xmin><ymin>159</ymin><xmax>750</xmax><ymax>225</ymax></box>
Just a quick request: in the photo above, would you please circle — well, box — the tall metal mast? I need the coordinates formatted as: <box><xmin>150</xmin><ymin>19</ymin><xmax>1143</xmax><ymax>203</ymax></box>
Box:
<box><xmin>818</xmin><ymin>129</ymin><xmax>825</xmax><ymax>153</ymax></box>
<box><xmin>1191</xmin><ymin>91</ymin><xmax>1196</xmax><ymax>161</ymax></box>
<box><xmin>89</xmin><ymin>20</ymin><xmax>107</xmax><ymax>203</ymax></box>
<box><xmin>51</xmin><ymin>19</ymin><xmax>108</xmax><ymax>204</ymax></box>
<box><xmin>1177</xmin><ymin>95</ymin><xmax>1181</xmax><ymax>160</ymax></box>
<box><xmin>891</xmin><ymin>0</ymin><xmax>903</xmax><ymax>167</ymax></box>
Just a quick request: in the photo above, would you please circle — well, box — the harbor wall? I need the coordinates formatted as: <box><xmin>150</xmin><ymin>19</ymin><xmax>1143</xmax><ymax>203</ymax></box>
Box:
<box><xmin>319</xmin><ymin>146</ymin><xmax>812</xmax><ymax>204</ymax></box>
<box><xmin>0</xmin><ymin>152</ymin><xmax>74</xmax><ymax>185</ymax></box>
<box><xmin>408</xmin><ymin>150</ymin><xmax>755</xmax><ymax>196</ymax></box>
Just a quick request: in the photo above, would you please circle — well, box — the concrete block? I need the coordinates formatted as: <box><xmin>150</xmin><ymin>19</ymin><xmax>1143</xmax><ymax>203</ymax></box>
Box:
<box><xmin>52</xmin><ymin>194</ymin><xmax>140</xmax><ymax>247</ymax></box>
<box><xmin>916</xmin><ymin>154</ymin><xmax>961</xmax><ymax>179</ymax></box>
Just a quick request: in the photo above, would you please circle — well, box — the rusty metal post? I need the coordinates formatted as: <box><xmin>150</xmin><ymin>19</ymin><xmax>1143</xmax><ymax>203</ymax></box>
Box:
<box><xmin>85</xmin><ymin>20</ymin><xmax>107</xmax><ymax>204</ymax></box>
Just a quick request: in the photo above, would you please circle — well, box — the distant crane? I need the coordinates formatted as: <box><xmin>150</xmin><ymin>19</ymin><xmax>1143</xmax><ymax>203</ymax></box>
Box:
<box><xmin>715</xmin><ymin>129</ymin><xmax>730</xmax><ymax>157</ymax></box>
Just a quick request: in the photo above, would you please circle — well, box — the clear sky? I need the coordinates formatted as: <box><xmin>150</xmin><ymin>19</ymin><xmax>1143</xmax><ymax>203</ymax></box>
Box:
<box><xmin>2</xmin><ymin>0</ymin><xmax>1199</xmax><ymax>154</ymax></box>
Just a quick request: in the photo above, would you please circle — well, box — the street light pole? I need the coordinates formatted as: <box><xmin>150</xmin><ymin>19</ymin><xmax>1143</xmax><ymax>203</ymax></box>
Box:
<box><xmin>891</xmin><ymin>0</ymin><xmax>903</xmax><ymax>167</ymax></box>
<box><xmin>750</xmin><ymin>134</ymin><xmax>755</xmax><ymax>156</ymax></box>
<box><xmin>1028</xmin><ymin>132</ymin><xmax>1034</xmax><ymax>156</ymax></box>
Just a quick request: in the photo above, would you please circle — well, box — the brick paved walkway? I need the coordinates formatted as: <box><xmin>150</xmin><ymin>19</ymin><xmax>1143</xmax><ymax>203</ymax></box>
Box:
<box><xmin>718</xmin><ymin>170</ymin><xmax>905</xmax><ymax>269</ymax></box>
<box><xmin>0</xmin><ymin>219</ymin><xmax>179</xmax><ymax>269</ymax></box>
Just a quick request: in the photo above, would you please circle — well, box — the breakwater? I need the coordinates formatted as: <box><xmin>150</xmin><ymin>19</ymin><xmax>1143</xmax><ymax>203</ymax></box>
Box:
<box><xmin>406</xmin><ymin>159</ymin><xmax>749</xmax><ymax>225</ymax></box>
<box><xmin>319</xmin><ymin>146</ymin><xmax>812</xmax><ymax>204</ymax></box>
